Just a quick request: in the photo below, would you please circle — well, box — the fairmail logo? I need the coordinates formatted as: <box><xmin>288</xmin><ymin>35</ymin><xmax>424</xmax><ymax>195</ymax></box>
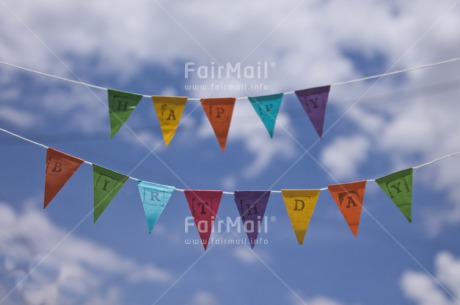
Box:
<box><xmin>184</xmin><ymin>61</ymin><xmax>276</xmax><ymax>80</ymax></box>
<box><xmin>184</xmin><ymin>216</ymin><xmax>272</xmax><ymax>234</ymax></box>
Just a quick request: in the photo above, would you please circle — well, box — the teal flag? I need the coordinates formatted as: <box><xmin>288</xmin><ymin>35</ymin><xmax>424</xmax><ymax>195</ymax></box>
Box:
<box><xmin>248</xmin><ymin>93</ymin><xmax>284</xmax><ymax>138</ymax></box>
<box><xmin>108</xmin><ymin>89</ymin><xmax>143</xmax><ymax>138</ymax></box>
<box><xmin>375</xmin><ymin>168</ymin><xmax>413</xmax><ymax>222</ymax></box>
<box><xmin>93</xmin><ymin>164</ymin><xmax>128</xmax><ymax>222</ymax></box>
<box><xmin>137</xmin><ymin>180</ymin><xmax>175</xmax><ymax>233</ymax></box>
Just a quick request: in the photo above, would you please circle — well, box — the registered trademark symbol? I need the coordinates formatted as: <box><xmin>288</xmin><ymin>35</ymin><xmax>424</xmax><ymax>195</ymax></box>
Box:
<box><xmin>270</xmin><ymin>216</ymin><xmax>276</xmax><ymax>222</ymax></box>
<box><xmin>270</xmin><ymin>62</ymin><xmax>277</xmax><ymax>68</ymax></box>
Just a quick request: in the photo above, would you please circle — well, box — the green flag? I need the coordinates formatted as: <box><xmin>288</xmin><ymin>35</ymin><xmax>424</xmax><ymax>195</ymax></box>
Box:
<box><xmin>108</xmin><ymin>89</ymin><xmax>143</xmax><ymax>138</ymax></box>
<box><xmin>375</xmin><ymin>168</ymin><xmax>413</xmax><ymax>222</ymax></box>
<box><xmin>93</xmin><ymin>164</ymin><xmax>128</xmax><ymax>222</ymax></box>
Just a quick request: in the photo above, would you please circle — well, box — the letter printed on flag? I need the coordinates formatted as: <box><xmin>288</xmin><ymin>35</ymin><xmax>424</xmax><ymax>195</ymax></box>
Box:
<box><xmin>248</xmin><ymin>93</ymin><xmax>284</xmax><ymax>138</ymax></box>
<box><xmin>108</xmin><ymin>89</ymin><xmax>143</xmax><ymax>138</ymax></box>
<box><xmin>93</xmin><ymin>164</ymin><xmax>128</xmax><ymax>222</ymax></box>
<box><xmin>375</xmin><ymin>168</ymin><xmax>413</xmax><ymax>222</ymax></box>
<box><xmin>295</xmin><ymin>86</ymin><xmax>330</xmax><ymax>138</ymax></box>
<box><xmin>234</xmin><ymin>191</ymin><xmax>270</xmax><ymax>248</ymax></box>
<box><xmin>281</xmin><ymin>189</ymin><xmax>320</xmax><ymax>245</ymax></box>
<box><xmin>328</xmin><ymin>181</ymin><xmax>367</xmax><ymax>236</ymax></box>
<box><xmin>200</xmin><ymin>98</ymin><xmax>236</xmax><ymax>151</ymax></box>
<box><xmin>151</xmin><ymin>96</ymin><xmax>187</xmax><ymax>146</ymax></box>
<box><xmin>184</xmin><ymin>190</ymin><xmax>223</xmax><ymax>250</ymax></box>
<box><xmin>44</xmin><ymin>148</ymin><xmax>84</xmax><ymax>208</ymax></box>
<box><xmin>138</xmin><ymin>181</ymin><xmax>175</xmax><ymax>233</ymax></box>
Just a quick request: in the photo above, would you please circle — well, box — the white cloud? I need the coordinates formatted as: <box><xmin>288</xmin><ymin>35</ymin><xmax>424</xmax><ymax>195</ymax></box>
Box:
<box><xmin>289</xmin><ymin>294</ymin><xmax>345</xmax><ymax>305</ymax></box>
<box><xmin>2</xmin><ymin>0</ymin><xmax>460</xmax><ymax>227</ymax></box>
<box><xmin>188</xmin><ymin>290</ymin><xmax>220</xmax><ymax>305</ymax></box>
<box><xmin>400</xmin><ymin>251</ymin><xmax>460</xmax><ymax>305</ymax></box>
<box><xmin>320</xmin><ymin>135</ymin><xmax>370</xmax><ymax>180</ymax></box>
<box><xmin>232</xmin><ymin>247</ymin><xmax>258</xmax><ymax>265</ymax></box>
<box><xmin>0</xmin><ymin>106</ymin><xmax>40</xmax><ymax>128</ymax></box>
<box><xmin>197</xmin><ymin>101</ymin><xmax>297</xmax><ymax>177</ymax></box>
<box><xmin>0</xmin><ymin>201</ymin><xmax>172</xmax><ymax>305</ymax></box>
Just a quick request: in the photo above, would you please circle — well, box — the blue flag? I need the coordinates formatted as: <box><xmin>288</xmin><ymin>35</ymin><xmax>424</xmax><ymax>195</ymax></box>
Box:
<box><xmin>137</xmin><ymin>181</ymin><xmax>175</xmax><ymax>233</ymax></box>
<box><xmin>248</xmin><ymin>93</ymin><xmax>284</xmax><ymax>138</ymax></box>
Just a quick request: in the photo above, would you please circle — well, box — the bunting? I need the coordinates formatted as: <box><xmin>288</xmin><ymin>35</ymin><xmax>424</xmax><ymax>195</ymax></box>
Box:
<box><xmin>184</xmin><ymin>190</ymin><xmax>223</xmax><ymax>250</ymax></box>
<box><xmin>295</xmin><ymin>86</ymin><xmax>330</xmax><ymax>138</ymax></box>
<box><xmin>93</xmin><ymin>164</ymin><xmax>128</xmax><ymax>222</ymax></box>
<box><xmin>234</xmin><ymin>191</ymin><xmax>270</xmax><ymax>249</ymax></box>
<box><xmin>138</xmin><ymin>181</ymin><xmax>175</xmax><ymax>233</ymax></box>
<box><xmin>44</xmin><ymin>148</ymin><xmax>84</xmax><ymax>208</ymax></box>
<box><xmin>375</xmin><ymin>168</ymin><xmax>413</xmax><ymax>222</ymax></box>
<box><xmin>248</xmin><ymin>93</ymin><xmax>284</xmax><ymax>138</ymax></box>
<box><xmin>152</xmin><ymin>96</ymin><xmax>188</xmax><ymax>146</ymax></box>
<box><xmin>108</xmin><ymin>89</ymin><xmax>143</xmax><ymax>138</ymax></box>
<box><xmin>328</xmin><ymin>181</ymin><xmax>367</xmax><ymax>236</ymax></box>
<box><xmin>201</xmin><ymin>98</ymin><xmax>236</xmax><ymax>152</ymax></box>
<box><xmin>281</xmin><ymin>189</ymin><xmax>320</xmax><ymax>245</ymax></box>
<box><xmin>1</xmin><ymin>126</ymin><xmax>457</xmax><ymax>249</ymax></box>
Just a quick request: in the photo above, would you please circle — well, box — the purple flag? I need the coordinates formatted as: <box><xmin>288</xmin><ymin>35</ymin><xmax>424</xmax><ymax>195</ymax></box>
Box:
<box><xmin>234</xmin><ymin>191</ymin><xmax>270</xmax><ymax>249</ymax></box>
<box><xmin>295</xmin><ymin>85</ymin><xmax>331</xmax><ymax>138</ymax></box>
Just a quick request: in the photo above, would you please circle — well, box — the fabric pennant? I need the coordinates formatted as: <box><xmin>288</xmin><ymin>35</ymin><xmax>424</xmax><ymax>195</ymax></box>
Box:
<box><xmin>248</xmin><ymin>93</ymin><xmax>284</xmax><ymax>138</ymax></box>
<box><xmin>328</xmin><ymin>181</ymin><xmax>367</xmax><ymax>236</ymax></box>
<box><xmin>108</xmin><ymin>89</ymin><xmax>143</xmax><ymax>138</ymax></box>
<box><xmin>281</xmin><ymin>189</ymin><xmax>320</xmax><ymax>245</ymax></box>
<box><xmin>138</xmin><ymin>181</ymin><xmax>175</xmax><ymax>233</ymax></box>
<box><xmin>200</xmin><ymin>98</ymin><xmax>236</xmax><ymax>152</ymax></box>
<box><xmin>375</xmin><ymin>168</ymin><xmax>413</xmax><ymax>222</ymax></box>
<box><xmin>44</xmin><ymin>148</ymin><xmax>84</xmax><ymax>208</ymax></box>
<box><xmin>295</xmin><ymin>85</ymin><xmax>330</xmax><ymax>138</ymax></box>
<box><xmin>151</xmin><ymin>96</ymin><xmax>188</xmax><ymax>146</ymax></box>
<box><xmin>93</xmin><ymin>164</ymin><xmax>128</xmax><ymax>222</ymax></box>
<box><xmin>184</xmin><ymin>190</ymin><xmax>223</xmax><ymax>250</ymax></box>
<box><xmin>234</xmin><ymin>191</ymin><xmax>270</xmax><ymax>249</ymax></box>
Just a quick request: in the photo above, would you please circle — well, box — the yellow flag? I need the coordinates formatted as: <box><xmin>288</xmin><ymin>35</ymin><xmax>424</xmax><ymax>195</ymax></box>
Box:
<box><xmin>152</xmin><ymin>96</ymin><xmax>188</xmax><ymax>146</ymax></box>
<box><xmin>281</xmin><ymin>189</ymin><xmax>320</xmax><ymax>245</ymax></box>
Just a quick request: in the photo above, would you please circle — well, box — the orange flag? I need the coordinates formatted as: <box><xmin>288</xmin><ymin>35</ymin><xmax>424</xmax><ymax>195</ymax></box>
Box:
<box><xmin>201</xmin><ymin>98</ymin><xmax>236</xmax><ymax>151</ymax></box>
<box><xmin>328</xmin><ymin>181</ymin><xmax>367</xmax><ymax>236</ymax></box>
<box><xmin>152</xmin><ymin>96</ymin><xmax>187</xmax><ymax>146</ymax></box>
<box><xmin>44</xmin><ymin>148</ymin><xmax>84</xmax><ymax>208</ymax></box>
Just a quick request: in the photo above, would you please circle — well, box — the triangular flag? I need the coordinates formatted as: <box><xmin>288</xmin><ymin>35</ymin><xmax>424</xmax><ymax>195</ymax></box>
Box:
<box><xmin>248</xmin><ymin>93</ymin><xmax>284</xmax><ymax>138</ymax></box>
<box><xmin>93</xmin><ymin>164</ymin><xmax>128</xmax><ymax>222</ymax></box>
<box><xmin>328</xmin><ymin>181</ymin><xmax>367</xmax><ymax>236</ymax></box>
<box><xmin>281</xmin><ymin>189</ymin><xmax>320</xmax><ymax>245</ymax></box>
<box><xmin>184</xmin><ymin>190</ymin><xmax>223</xmax><ymax>250</ymax></box>
<box><xmin>108</xmin><ymin>89</ymin><xmax>143</xmax><ymax>138</ymax></box>
<box><xmin>200</xmin><ymin>98</ymin><xmax>236</xmax><ymax>151</ymax></box>
<box><xmin>44</xmin><ymin>148</ymin><xmax>84</xmax><ymax>208</ymax></box>
<box><xmin>375</xmin><ymin>168</ymin><xmax>413</xmax><ymax>222</ymax></box>
<box><xmin>234</xmin><ymin>191</ymin><xmax>270</xmax><ymax>248</ymax></box>
<box><xmin>138</xmin><ymin>181</ymin><xmax>175</xmax><ymax>233</ymax></box>
<box><xmin>151</xmin><ymin>96</ymin><xmax>188</xmax><ymax>146</ymax></box>
<box><xmin>295</xmin><ymin>85</ymin><xmax>330</xmax><ymax>138</ymax></box>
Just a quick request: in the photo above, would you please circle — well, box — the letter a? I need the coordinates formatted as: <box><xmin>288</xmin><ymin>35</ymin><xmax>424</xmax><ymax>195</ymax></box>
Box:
<box><xmin>328</xmin><ymin>181</ymin><xmax>367</xmax><ymax>236</ymax></box>
<box><xmin>152</xmin><ymin>96</ymin><xmax>188</xmax><ymax>146</ymax></box>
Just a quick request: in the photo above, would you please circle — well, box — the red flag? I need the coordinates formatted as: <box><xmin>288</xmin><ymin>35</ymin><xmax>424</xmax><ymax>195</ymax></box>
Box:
<box><xmin>184</xmin><ymin>190</ymin><xmax>223</xmax><ymax>250</ymax></box>
<box><xmin>201</xmin><ymin>98</ymin><xmax>236</xmax><ymax>152</ymax></box>
<box><xmin>328</xmin><ymin>181</ymin><xmax>367</xmax><ymax>236</ymax></box>
<box><xmin>44</xmin><ymin>148</ymin><xmax>84</xmax><ymax>208</ymax></box>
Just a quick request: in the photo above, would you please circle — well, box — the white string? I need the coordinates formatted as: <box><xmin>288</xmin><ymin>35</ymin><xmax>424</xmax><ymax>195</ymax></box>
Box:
<box><xmin>2</xmin><ymin>55</ymin><xmax>460</xmax><ymax>100</ymax></box>
<box><xmin>1</xmin><ymin>127</ymin><xmax>459</xmax><ymax>195</ymax></box>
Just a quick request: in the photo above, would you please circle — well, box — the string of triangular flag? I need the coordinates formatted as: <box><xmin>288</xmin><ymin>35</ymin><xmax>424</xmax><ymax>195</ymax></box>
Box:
<box><xmin>2</xmin><ymin>56</ymin><xmax>460</xmax><ymax>151</ymax></box>
<box><xmin>1</xmin><ymin>126</ymin><xmax>459</xmax><ymax>249</ymax></box>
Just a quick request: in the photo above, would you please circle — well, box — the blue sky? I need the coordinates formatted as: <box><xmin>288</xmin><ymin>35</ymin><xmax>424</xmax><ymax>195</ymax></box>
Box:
<box><xmin>1</xmin><ymin>0</ymin><xmax>460</xmax><ymax>304</ymax></box>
